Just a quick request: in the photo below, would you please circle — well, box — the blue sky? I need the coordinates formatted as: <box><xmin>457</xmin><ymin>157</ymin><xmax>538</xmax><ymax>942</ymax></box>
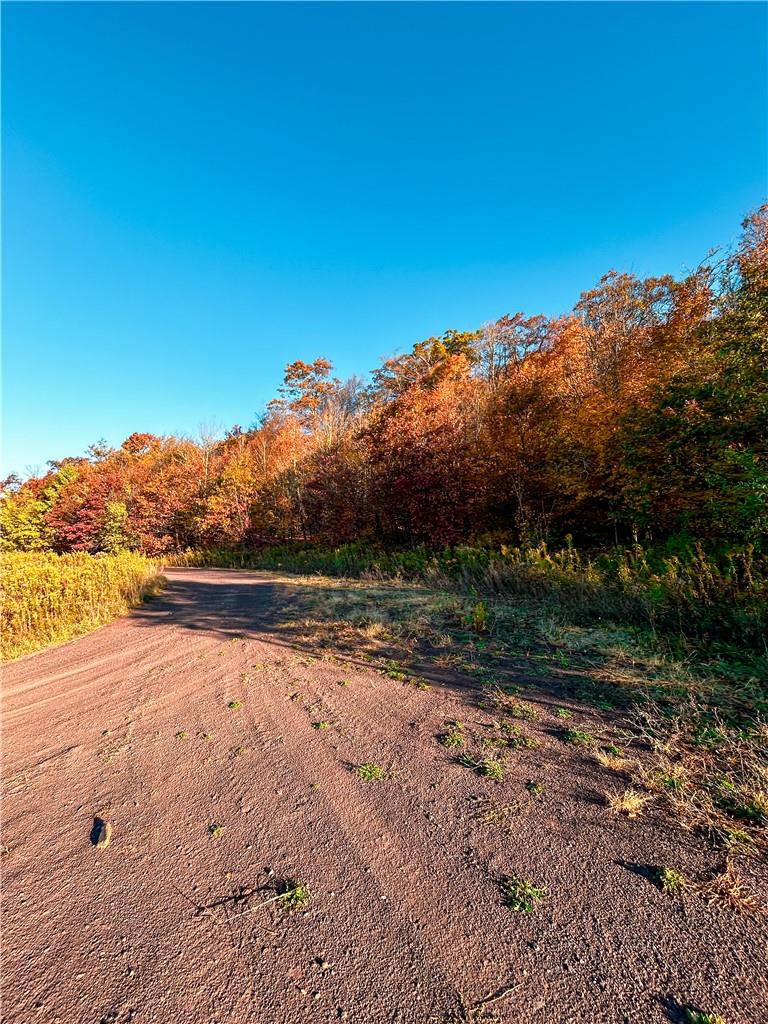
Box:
<box><xmin>3</xmin><ymin>1</ymin><xmax>766</xmax><ymax>475</ymax></box>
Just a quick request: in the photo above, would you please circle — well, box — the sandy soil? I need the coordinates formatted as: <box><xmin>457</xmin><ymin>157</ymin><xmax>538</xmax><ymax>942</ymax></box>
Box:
<box><xmin>2</xmin><ymin>568</ymin><xmax>766</xmax><ymax>1024</ymax></box>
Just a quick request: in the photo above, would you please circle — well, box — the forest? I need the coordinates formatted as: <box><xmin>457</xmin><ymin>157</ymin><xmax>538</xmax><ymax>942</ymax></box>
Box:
<box><xmin>3</xmin><ymin>206</ymin><xmax>766</xmax><ymax>571</ymax></box>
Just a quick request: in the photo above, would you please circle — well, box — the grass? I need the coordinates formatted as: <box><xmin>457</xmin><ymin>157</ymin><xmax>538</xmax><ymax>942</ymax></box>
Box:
<box><xmin>227</xmin><ymin>700</ymin><xmax>243</xmax><ymax>710</ymax></box>
<box><xmin>684</xmin><ymin>1010</ymin><xmax>727</xmax><ymax>1024</ymax></box>
<box><xmin>654</xmin><ymin>866</ymin><xmax>689</xmax><ymax>894</ymax></box>
<box><xmin>499</xmin><ymin>875</ymin><xmax>547</xmax><ymax>913</ymax></box>
<box><xmin>695</xmin><ymin>860</ymin><xmax>765</xmax><ymax>916</ymax></box>
<box><xmin>459</xmin><ymin>754</ymin><xmax>506</xmax><ymax>782</ymax></box>
<box><xmin>354</xmin><ymin>762</ymin><xmax>385</xmax><ymax>781</ymax></box>
<box><xmin>630</xmin><ymin>703</ymin><xmax>768</xmax><ymax>852</ymax></box>
<box><xmin>594</xmin><ymin>749</ymin><xmax>633</xmax><ymax>772</ymax></box>
<box><xmin>562</xmin><ymin>728</ymin><xmax>596</xmax><ymax>747</ymax></box>
<box><xmin>604</xmin><ymin>788</ymin><xmax>652</xmax><ymax>818</ymax></box>
<box><xmin>312</xmin><ymin>720</ymin><xmax>330</xmax><ymax>730</ymax></box>
<box><xmin>167</xmin><ymin>539</ymin><xmax>768</xmax><ymax>657</ymax></box>
<box><xmin>276</xmin><ymin>881</ymin><xmax>311</xmax><ymax>913</ymax></box>
<box><xmin>439</xmin><ymin>721</ymin><xmax>465</xmax><ymax>748</ymax></box>
<box><xmin>208</xmin><ymin>823</ymin><xmax>224</xmax><ymax>839</ymax></box>
<box><xmin>1</xmin><ymin>551</ymin><xmax>164</xmax><ymax>660</ymax></box>
<box><xmin>175</xmin><ymin>730</ymin><xmax>189</xmax><ymax>740</ymax></box>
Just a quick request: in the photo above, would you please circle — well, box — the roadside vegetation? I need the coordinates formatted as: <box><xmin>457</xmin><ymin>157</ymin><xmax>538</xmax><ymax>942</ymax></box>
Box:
<box><xmin>168</xmin><ymin>539</ymin><xmax>768</xmax><ymax>661</ymax></box>
<box><xmin>230</xmin><ymin>568</ymin><xmax>766</xmax><ymax>861</ymax></box>
<box><xmin>0</xmin><ymin>551</ymin><xmax>163</xmax><ymax>659</ymax></box>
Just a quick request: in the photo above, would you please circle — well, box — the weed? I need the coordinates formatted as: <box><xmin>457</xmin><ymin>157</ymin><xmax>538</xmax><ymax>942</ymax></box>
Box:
<box><xmin>459</xmin><ymin>754</ymin><xmax>506</xmax><ymax>782</ymax></box>
<box><xmin>175</xmin><ymin>730</ymin><xmax>189</xmax><ymax>741</ymax></box>
<box><xmin>503</xmin><ymin>726</ymin><xmax>540</xmax><ymax>751</ymax></box>
<box><xmin>480</xmin><ymin>758</ymin><xmax>506</xmax><ymax>782</ymax></box>
<box><xmin>410</xmin><ymin>678</ymin><xmax>432</xmax><ymax>691</ymax></box>
<box><xmin>594</xmin><ymin>749</ymin><xmax>633</xmax><ymax>772</ymax></box>
<box><xmin>338</xmin><ymin>679</ymin><xmax>351</xmax><ymax>687</ymax></box>
<box><xmin>605</xmin><ymin>788</ymin><xmax>652</xmax><ymax>818</ymax></box>
<box><xmin>480</xmin><ymin>735</ymin><xmax>507</xmax><ymax>750</ymax></box>
<box><xmin>227</xmin><ymin>700</ymin><xmax>243</xmax><ymax>710</ymax></box>
<box><xmin>695</xmin><ymin>860</ymin><xmax>765</xmax><ymax>916</ymax></box>
<box><xmin>555</xmin><ymin>707</ymin><xmax>573</xmax><ymax>719</ymax></box>
<box><xmin>208</xmin><ymin>823</ymin><xmax>224</xmax><ymax>839</ymax></box>
<box><xmin>312</xmin><ymin>721</ymin><xmax>330</xmax><ymax>730</ymax></box>
<box><xmin>231</xmin><ymin>745</ymin><xmax>247</xmax><ymax>756</ymax></box>
<box><xmin>276</xmin><ymin>881</ymin><xmax>311</xmax><ymax>913</ymax></box>
<box><xmin>468</xmin><ymin>601</ymin><xmax>489</xmax><ymax>634</ymax></box>
<box><xmin>506</xmin><ymin>701</ymin><xmax>538</xmax><ymax>722</ymax></box>
<box><xmin>654</xmin><ymin>866</ymin><xmax>689</xmax><ymax>894</ymax></box>
<box><xmin>499</xmin><ymin>875</ymin><xmax>547</xmax><ymax>913</ymax></box>
<box><xmin>439</xmin><ymin>722</ymin><xmax>465</xmax><ymax>748</ymax></box>
<box><xmin>526</xmin><ymin>780</ymin><xmax>545</xmax><ymax>799</ymax></box>
<box><xmin>384</xmin><ymin>661</ymin><xmax>409</xmax><ymax>681</ymax></box>
<box><xmin>199</xmin><ymin>732</ymin><xmax>213</xmax><ymax>742</ymax></box>
<box><xmin>476</xmin><ymin>798</ymin><xmax>520</xmax><ymax>827</ymax></box>
<box><xmin>1</xmin><ymin>551</ymin><xmax>164</xmax><ymax>660</ymax></box>
<box><xmin>684</xmin><ymin>1009</ymin><xmax>727</xmax><ymax>1024</ymax></box>
<box><xmin>562</xmin><ymin>728</ymin><xmax>596</xmax><ymax>747</ymax></box>
<box><xmin>514</xmin><ymin>735</ymin><xmax>541</xmax><ymax>754</ymax></box>
<box><xmin>355</xmin><ymin>762</ymin><xmax>385</xmax><ymax>781</ymax></box>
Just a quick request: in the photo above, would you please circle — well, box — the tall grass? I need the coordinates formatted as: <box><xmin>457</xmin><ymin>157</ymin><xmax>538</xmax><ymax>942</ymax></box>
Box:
<box><xmin>1</xmin><ymin>551</ymin><xmax>164</xmax><ymax>660</ymax></box>
<box><xmin>167</xmin><ymin>540</ymin><xmax>767</xmax><ymax>653</ymax></box>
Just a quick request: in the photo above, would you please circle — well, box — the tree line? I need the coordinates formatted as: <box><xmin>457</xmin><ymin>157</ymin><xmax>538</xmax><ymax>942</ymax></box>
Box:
<box><xmin>3</xmin><ymin>206</ymin><xmax>766</xmax><ymax>556</ymax></box>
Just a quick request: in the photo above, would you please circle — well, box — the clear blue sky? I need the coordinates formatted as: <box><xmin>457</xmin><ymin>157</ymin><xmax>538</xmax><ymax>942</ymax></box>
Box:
<box><xmin>3</xmin><ymin>1</ymin><xmax>766</xmax><ymax>476</ymax></box>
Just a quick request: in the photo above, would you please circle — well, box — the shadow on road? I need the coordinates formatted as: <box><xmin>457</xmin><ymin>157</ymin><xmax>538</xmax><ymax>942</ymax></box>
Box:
<box><xmin>131</xmin><ymin>568</ymin><xmax>609</xmax><ymax>723</ymax></box>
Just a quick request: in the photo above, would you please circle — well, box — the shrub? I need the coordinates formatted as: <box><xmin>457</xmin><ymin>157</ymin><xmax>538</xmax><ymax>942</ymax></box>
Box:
<box><xmin>166</xmin><ymin>539</ymin><xmax>768</xmax><ymax>654</ymax></box>
<box><xmin>1</xmin><ymin>551</ymin><xmax>163</xmax><ymax>660</ymax></box>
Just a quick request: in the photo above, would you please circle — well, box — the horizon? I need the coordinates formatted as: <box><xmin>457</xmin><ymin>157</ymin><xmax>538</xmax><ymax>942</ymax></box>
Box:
<box><xmin>3</xmin><ymin>1</ymin><xmax>766</xmax><ymax>476</ymax></box>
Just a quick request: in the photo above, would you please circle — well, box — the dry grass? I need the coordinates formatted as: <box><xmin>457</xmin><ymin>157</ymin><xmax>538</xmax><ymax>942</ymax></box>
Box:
<box><xmin>694</xmin><ymin>860</ymin><xmax>766</xmax><ymax>916</ymax></box>
<box><xmin>1</xmin><ymin>551</ymin><xmax>164</xmax><ymax>660</ymax></box>
<box><xmin>594</xmin><ymin>750</ymin><xmax>634</xmax><ymax>773</ymax></box>
<box><xmin>630</xmin><ymin>703</ymin><xmax>768</xmax><ymax>853</ymax></box>
<box><xmin>604</xmin><ymin>788</ymin><xmax>652</xmax><ymax>818</ymax></box>
<box><xmin>475</xmin><ymin>797</ymin><xmax>521</xmax><ymax>828</ymax></box>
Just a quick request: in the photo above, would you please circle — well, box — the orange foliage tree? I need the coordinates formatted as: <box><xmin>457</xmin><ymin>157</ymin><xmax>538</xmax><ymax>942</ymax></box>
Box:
<box><xmin>3</xmin><ymin>205</ymin><xmax>765</xmax><ymax>555</ymax></box>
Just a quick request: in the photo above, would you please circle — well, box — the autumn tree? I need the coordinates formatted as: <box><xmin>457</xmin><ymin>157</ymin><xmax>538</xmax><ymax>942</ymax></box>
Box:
<box><xmin>4</xmin><ymin>206</ymin><xmax>763</xmax><ymax>557</ymax></box>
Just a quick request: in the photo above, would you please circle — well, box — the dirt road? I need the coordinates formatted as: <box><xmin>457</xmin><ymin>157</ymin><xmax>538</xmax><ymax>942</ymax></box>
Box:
<box><xmin>2</xmin><ymin>569</ymin><xmax>766</xmax><ymax>1024</ymax></box>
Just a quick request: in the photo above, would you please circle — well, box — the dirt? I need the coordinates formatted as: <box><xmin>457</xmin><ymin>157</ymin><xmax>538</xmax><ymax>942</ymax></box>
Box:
<box><xmin>2</xmin><ymin>568</ymin><xmax>766</xmax><ymax>1024</ymax></box>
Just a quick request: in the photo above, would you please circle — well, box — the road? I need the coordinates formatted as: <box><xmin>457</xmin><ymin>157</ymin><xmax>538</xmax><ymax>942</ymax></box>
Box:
<box><xmin>2</xmin><ymin>568</ymin><xmax>766</xmax><ymax>1023</ymax></box>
